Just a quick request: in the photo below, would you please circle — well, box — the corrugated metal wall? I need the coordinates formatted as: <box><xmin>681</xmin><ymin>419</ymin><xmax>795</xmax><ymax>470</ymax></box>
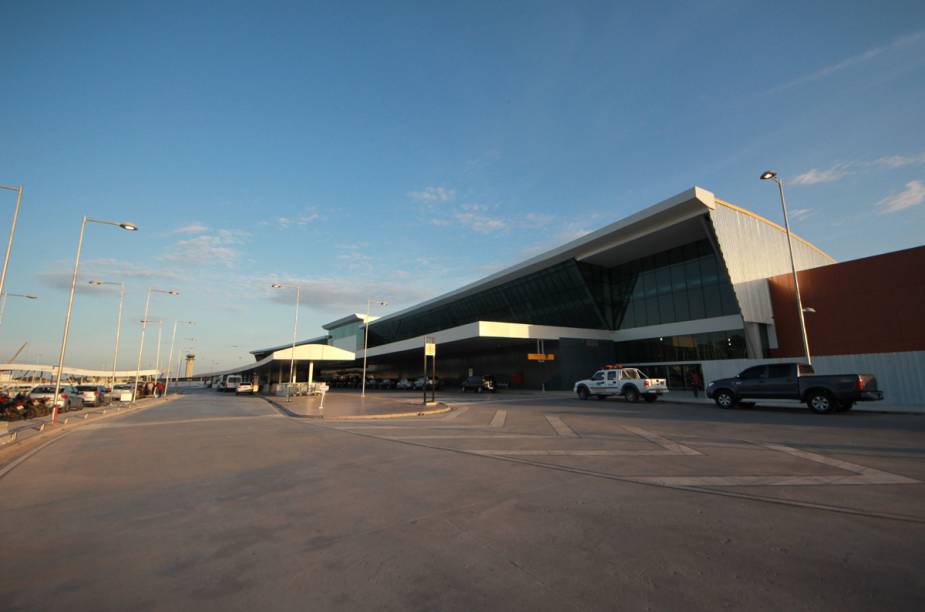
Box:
<box><xmin>708</xmin><ymin>202</ymin><xmax>835</xmax><ymax>325</ymax></box>
<box><xmin>700</xmin><ymin>351</ymin><xmax>925</xmax><ymax>409</ymax></box>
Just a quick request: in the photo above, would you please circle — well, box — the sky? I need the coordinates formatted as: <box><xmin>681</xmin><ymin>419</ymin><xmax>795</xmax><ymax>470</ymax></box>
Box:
<box><xmin>1</xmin><ymin>0</ymin><xmax>924</xmax><ymax>373</ymax></box>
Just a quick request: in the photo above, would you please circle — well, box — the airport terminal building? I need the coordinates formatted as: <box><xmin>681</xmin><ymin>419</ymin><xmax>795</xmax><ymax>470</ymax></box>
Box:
<box><xmin>241</xmin><ymin>187</ymin><xmax>844</xmax><ymax>393</ymax></box>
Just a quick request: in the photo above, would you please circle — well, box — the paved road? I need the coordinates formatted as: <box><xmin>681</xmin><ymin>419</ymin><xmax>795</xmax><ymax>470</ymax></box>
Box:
<box><xmin>1</xmin><ymin>390</ymin><xmax>923</xmax><ymax>611</ymax></box>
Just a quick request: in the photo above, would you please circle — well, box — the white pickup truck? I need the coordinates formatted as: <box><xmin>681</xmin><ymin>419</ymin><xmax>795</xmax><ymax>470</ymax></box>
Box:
<box><xmin>573</xmin><ymin>366</ymin><xmax>668</xmax><ymax>403</ymax></box>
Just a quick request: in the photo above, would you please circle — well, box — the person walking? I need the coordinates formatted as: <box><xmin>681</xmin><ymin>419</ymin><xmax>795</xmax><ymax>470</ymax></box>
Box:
<box><xmin>689</xmin><ymin>370</ymin><xmax>702</xmax><ymax>398</ymax></box>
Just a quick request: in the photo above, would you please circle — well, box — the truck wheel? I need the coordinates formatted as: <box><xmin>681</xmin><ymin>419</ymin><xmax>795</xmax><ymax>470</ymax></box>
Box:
<box><xmin>577</xmin><ymin>386</ymin><xmax>590</xmax><ymax>400</ymax></box>
<box><xmin>624</xmin><ymin>387</ymin><xmax>640</xmax><ymax>403</ymax></box>
<box><xmin>807</xmin><ymin>391</ymin><xmax>835</xmax><ymax>414</ymax></box>
<box><xmin>714</xmin><ymin>390</ymin><xmax>736</xmax><ymax>409</ymax></box>
<box><xmin>643</xmin><ymin>395</ymin><xmax>657</xmax><ymax>403</ymax></box>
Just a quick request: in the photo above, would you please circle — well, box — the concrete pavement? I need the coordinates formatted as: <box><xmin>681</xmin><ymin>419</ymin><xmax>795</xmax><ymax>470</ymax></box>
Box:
<box><xmin>1</xmin><ymin>390</ymin><xmax>923</xmax><ymax>610</ymax></box>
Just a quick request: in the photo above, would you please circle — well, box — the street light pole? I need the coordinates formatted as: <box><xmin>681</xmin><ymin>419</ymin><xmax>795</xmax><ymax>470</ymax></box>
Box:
<box><xmin>0</xmin><ymin>183</ymin><xmax>24</xmax><ymax>302</ymax></box>
<box><xmin>88</xmin><ymin>280</ymin><xmax>125</xmax><ymax>392</ymax></box>
<box><xmin>163</xmin><ymin>320</ymin><xmax>194</xmax><ymax>398</ymax></box>
<box><xmin>51</xmin><ymin>216</ymin><xmax>138</xmax><ymax>424</ymax></box>
<box><xmin>761</xmin><ymin>170</ymin><xmax>812</xmax><ymax>366</ymax></box>
<box><xmin>0</xmin><ymin>292</ymin><xmax>38</xmax><ymax>325</ymax></box>
<box><xmin>271</xmin><ymin>283</ymin><xmax>300</xmax><ymax>402</ymax></box>
<box><xmin>361</xmin><ymin>298</ymin><xmax>388</xmax><ymax>398</ymax></box>
<box><xmin>132</xmin><ymin>288</ymin><xmax>178</xmax><ymax>403</ymax></box>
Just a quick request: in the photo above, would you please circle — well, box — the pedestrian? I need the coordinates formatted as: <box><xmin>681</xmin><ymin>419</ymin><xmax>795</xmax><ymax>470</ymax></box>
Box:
<box><xmin>155</xmin><ymin>381</ymin><xmax>165</xmax><ymax>398</ymax></box>
<box><xmin>690</xmin><ymin>370</ymin><xmax>702</xmax><ymax>398</ymax></box>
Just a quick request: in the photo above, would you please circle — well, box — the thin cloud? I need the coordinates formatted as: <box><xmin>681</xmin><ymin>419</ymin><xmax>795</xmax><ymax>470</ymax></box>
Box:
<box><xmin>409</xmin><ymin>186</ymin><xmax>455</xmax><ymax>204</ymax></box>
<box><xmin>789</xmin><ymin>208</ymin><xmax>814</xmax><ymax>222</ymax></box>
<box><xmin>877</xmin><ymin>180</ymin><xmax>925</xmax><ymax>214</ymax></box>
<box><xmin>792</xmin><ymin>152</ymin><xmax>925</xmax><ymax>186</ymax></box>
<box><xmin>769</xmin><ymin>30</ymin><xmax>925</xmax><ymax>94</ymax></box>
<box><xmin>163</xmin><ymin>229</ymin><xmax>249</xmax><ymax>268</ymax></box>
<box><xmin>172</xmin><ymin>223</ymin><xmax>208</xmax><ymax>234</ymax></box>
<box><xmin>265</xmin><ymin>275</ymin><xmax>432</xmax><ymax>312</ymax></box>
<box><xmin>792</xmin><ymin>165</ymin><xmax>852</xmax><ymax>185</ymax></box>
<box><xmin>454</xmin><ymin>204</ymin><xmax>507</xmax><ymax>234</ymax></box>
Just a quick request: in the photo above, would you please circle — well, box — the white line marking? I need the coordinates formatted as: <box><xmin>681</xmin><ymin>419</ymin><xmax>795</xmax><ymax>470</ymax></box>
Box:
<box><xmin>443</xmin><ymin>406</ymin><xmax>470</xmax><ymax>420</ymax></box>
<box><xmin>546</xmin><ymin>416</ymin><xmax>578</xmax><ymax>438</ymax></box>
<box><xmin>470</xmin><ymin>449</ymin><xmax>686</xmax><ymax>456</ymax></box>
<box><xmin>382</xmin><ymin>434</ymin><xmax>555</xmax><ymax>440</ymax></box>
<box><xmin>620</xmin><ymin>425</ymin><xmax>701</xmax><ymax>455</ymax></box>
<box><xmin>628</xmin><ymin>473</ymin><xmax>919</xmax><ymax>486</ymax></box>
<box><xmin>489</xmin><ymin>410</ymin><xmax>507</xmax><ymax>428</ymax></box>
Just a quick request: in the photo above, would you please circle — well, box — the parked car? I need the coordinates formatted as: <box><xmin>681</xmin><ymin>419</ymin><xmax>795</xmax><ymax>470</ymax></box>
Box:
<box><xmin>378</xmin><ymin>378</ymin><xmax>395</xmax><ymax>390</ymax></box>
<box><xmin>395</xmin><ymin>378</ymin><xmax>414</xmax><ymax>390</ymax></box>
<box><xmin>706</xmin><ymin>362</ymin><xmax>884</xmax><ymax>414</ymax></box>
<box><xmin>413</xmin><ymin>377</ymin><xmax>439</xmax><ymax>391</ymax></box>
<box><xmin>29</xmin><ymin>384</ymin><xmax>82</xmax><ymax>411</ymax></box>
<box><xmin>236</xmin><ymin>381</ymin><xmax>257</xmax><ymax>395</ymax></box>
<box><xmin>110</xmin><ymin>384</ymin><xmax>135</xmax><ymax>402</ymax></box>
<box><xmin>76</xmin><ymin>385</ymin><xmax>110</xmax><ymax>407</ymax></box>
<box><xmin>461</xmin><ymin>375</ymin><xmax>495</xmax><ymax>393</ymax></box>
<box><xmin>573</xmin><ymin>366</ymin><xmax>668</xmax><ymax>403</ymax></box>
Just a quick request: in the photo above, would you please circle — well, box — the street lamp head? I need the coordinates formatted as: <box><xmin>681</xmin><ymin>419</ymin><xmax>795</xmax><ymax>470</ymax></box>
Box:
<box><xmin>760</xmin><ymin>170</ymin><xmax>778</xmax><ymax>181</ymax></box>
<box><xmin>119</xmin><ymin>222</ymin><xmax>139</xmax><ymax>231</ymax></box>
<box><xmin>803</xmin><ymin>307</ymin><xmax>817</xmax><ymax>314</ymax></box>
<box><xmin>89</xmin><ymin>280</ymin><xmax>103</xmax><ymax>286</ymax></box>
<box><xmin>24</xmin><ymin>294</ymin><xmax>38</xmax><ymax>299</ymax></box>
<box><xmin>271</xmin><ymin>283</ymin><xmax>283</xmax><ymax>288</ymax></box>
<box><xmin>168</xmin><ymin>290</ymin><xmax>179</xmax><ymax>296</ymax></box>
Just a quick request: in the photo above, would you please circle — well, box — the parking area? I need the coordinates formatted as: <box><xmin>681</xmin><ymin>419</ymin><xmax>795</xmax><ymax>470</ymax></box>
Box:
<box><xmin>320</xmin><ymin>392</ymin><xmax>925</xmax><ymax>519</ymax></box>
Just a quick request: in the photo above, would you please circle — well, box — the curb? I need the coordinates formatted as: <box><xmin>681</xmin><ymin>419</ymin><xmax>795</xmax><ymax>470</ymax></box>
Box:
<box><xmin>260</xmin><ymin>395</ymin><xmax>451</xmax><ymax>420</ymax></box>
<box><xmin>663</xmin><ymin>395</ymin><xmax>925</xmax><ymax>416</ymax></box>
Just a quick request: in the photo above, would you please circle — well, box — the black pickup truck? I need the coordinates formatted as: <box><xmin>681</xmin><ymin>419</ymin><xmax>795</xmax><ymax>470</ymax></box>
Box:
<box><xmin>706</xmin><ymin>363</ymin><xmax>883</xmax><ymax>414</ymax></box>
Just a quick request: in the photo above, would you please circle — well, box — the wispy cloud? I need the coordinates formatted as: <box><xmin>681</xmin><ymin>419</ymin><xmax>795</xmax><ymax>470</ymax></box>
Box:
<box><xmin>792</xmin><ymin>165</ymin><xmax>852</xmax><ymax>185</ymax></box>
<box><xmin>409</xmin><ymin>186</ymin><xmax>455</xmax><ymax>204</ymax></box>
<box><xmin>265</xmin><ymin>275</ymin><xmax>432</xmax><ymax>312</ymax></box>
<box><xmin>172</xmin><ymin>222</ymin><xmax>208</xmax><ymax>234</ymax></box>
<box><xmin>792</xmin><ymin>152</ymin><xmax>925</xmax><ymax>186</ymax></box>
<box><xmin>452</xmin><ymin>204</ymin><xmax>507</xmax><ymax>234</ymax></box>
<box><xmin>163</xmin><ymin>229</ymin><xmax>250</xmax><ymax>267</ymax></box>
<box><xmin>789</xmin><ymin>208</ymin><xmax>814</xmax><ymax>222</ymax></box>
<box><xmin>768</xmin><ymin>30</ymin><xmax>925</xmax><ymax>94</ymax></box>
<box><xmin>877</xmin><ymin>180</ymin><xmax>925</xmax><ymax>214</ymax></box>
<box><xmin>36</xmin><ymin>258</ymin><xmax>188</xmax><ymax>292</ymax></box>
<box><xmin>267</xmin><ymin>208</ymin><xmax>322</xmax><ymax>230</ymax></box>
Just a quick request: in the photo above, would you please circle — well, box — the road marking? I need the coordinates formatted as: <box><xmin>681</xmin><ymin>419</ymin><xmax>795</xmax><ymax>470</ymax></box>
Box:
<box><xmin>381</xmin><ymin>434</ymin><xmax>555</xmax><ymax>440</ymax></box>
<box><xmin>443</xmin><ymin>406</ymin><xmax>470</xmax><ymax>420</ymax></box>
<box><xmin>470</xmin><ymin>449</ymin><xmax>688</xmax><ymax>456</ymax></box>
<box><xmin>489</xmin><ymin>410</ymin><xmax>507</xmax><ymax>428</ymax></box>
<box><xmin>620</xmin><ymin>425</ymin><xmax>700</xmax><ymax>455</ymax></box>
<box><xmin>546</xmin><ymin>416</ymin><xmax>578</xmax><ymax>438</ymax></box>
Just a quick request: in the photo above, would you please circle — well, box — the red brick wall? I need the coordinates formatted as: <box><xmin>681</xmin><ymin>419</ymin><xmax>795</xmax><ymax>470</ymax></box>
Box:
<box><xmin>768</xmin><ymin>245</ymin><xmax>925</xmax><ymax>357</ymax></box>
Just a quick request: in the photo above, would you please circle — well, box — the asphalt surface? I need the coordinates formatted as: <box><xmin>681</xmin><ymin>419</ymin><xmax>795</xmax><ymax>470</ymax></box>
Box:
<box><xmin>1</xmin><ymin>389</ymin><xmax>923</xmax><ymax>611</ymax></box>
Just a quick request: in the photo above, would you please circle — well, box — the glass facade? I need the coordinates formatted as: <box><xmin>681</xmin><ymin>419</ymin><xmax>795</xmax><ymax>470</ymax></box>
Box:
<box><xmin>615</xmin><ymin>329</ymin><xmax>747</xmax><ymax>362</ymax></box>
<box><xmin>367</xmin><ymin>236</ymin><xmax>742</xmax><ymax>360</ymax></box>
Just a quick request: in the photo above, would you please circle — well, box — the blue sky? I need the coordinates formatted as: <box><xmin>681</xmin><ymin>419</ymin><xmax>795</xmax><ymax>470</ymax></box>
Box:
<box><xmin>1</xmin><ymin>1</ymin><xmax>924</xmax><ymax>372</ymax></box>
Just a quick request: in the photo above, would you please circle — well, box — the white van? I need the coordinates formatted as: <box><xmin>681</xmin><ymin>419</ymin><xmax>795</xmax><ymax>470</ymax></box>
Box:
<box><xmin>224</xmin><ymin>374</ymin><xmax>243</xmax><ymax>392</ymax></box>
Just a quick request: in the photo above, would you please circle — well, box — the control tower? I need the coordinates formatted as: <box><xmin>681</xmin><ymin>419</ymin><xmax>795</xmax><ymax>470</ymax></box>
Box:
<box><xmin>184</xmin><ymin>354</ymin><xmax>195</xmax><ymax>378</ymax></box>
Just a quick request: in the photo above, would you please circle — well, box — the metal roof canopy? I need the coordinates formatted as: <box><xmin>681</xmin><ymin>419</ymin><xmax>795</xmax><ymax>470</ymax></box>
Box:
<box><xmin>201</xmin><ymin>344</ymin><xmax>356</xmax><ymax>378</ymax></box>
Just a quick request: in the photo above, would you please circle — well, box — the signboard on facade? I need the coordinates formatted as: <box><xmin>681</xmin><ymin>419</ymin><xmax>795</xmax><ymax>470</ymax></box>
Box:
<box><xmin>424</xmin><ymin>336</ymin><xmax>436</xmax><ymax>357</ymax></box>
<box><xmin>527</xmin><ymin>353</ymin><xmax>555</xmax><ymax>361</ymax></box>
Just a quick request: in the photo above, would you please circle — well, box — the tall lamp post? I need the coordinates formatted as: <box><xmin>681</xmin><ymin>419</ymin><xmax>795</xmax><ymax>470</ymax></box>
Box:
<box><xmin>360</xmin><ymin>298</ymin><xmax>388</xmax><ymax>398</ymax></box>
<box><xmin>760</xmin><ymin>170</ymin><xmax>812</xmax><ymax>366</ymax></box>
<box><xmin>0</xmin><ymin>183</ymin><xmax>24</xmax><ymax>302</ymax></box>
<box><xmin>132</xmin><ymin>288</ymin><xmax>178</xmax><ymax>403</ymax></box>
<box><xmin>271</xmin><ymin>283</ymin><xmax>300</xmax><ymax>402</ymax></box>
<box><xmin>88</xmin><ymin>280</ymin><xmax>125</xmax><ymax>392</ymax></box>
<box><xmin>163</xmin><ymin>320</ymin><xmax>195</xmax><ymax>398</ymax></box>
<box><xmin>0</xmin><ymin>292</ymin><xmax>38</xmax><ymax>324</ymax></box>
<box><xmin>51</xmin><ymin>216</ymin><xmax>138</xmax><ymax>424</ymax></box>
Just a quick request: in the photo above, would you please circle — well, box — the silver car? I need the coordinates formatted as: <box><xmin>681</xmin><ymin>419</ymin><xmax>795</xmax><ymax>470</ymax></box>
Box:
<box><xmin>28</xmin><ymin>384</ymin><xmax>83</xmax><ymax>411</ymax></box>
